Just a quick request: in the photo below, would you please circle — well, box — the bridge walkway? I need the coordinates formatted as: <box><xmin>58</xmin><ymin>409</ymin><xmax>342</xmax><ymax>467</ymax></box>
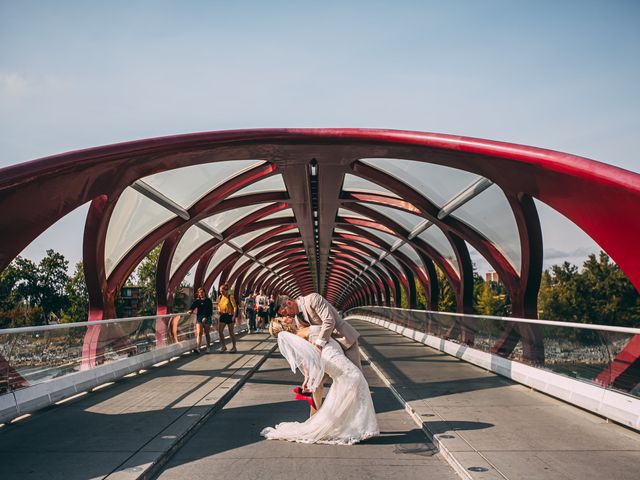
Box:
<box><xmin>156</xmin><ymin>342</ymin><xmax>457</xmax><ymax>480</ymax></box>
<box><xmin>352</xmin><ymin>319</ymin><xmax>640</xmax><ymax>479</ymax></box>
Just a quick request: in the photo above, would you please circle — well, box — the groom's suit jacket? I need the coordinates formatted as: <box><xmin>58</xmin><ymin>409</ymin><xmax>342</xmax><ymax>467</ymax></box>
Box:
<box><xmin>295</xmin><ymin>293</ymin><xmax>359</xmax><ymax>351</ymax></box>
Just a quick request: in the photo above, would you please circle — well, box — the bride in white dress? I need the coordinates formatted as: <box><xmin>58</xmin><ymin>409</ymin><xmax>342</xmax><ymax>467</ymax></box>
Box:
<box><xmin>261</xmin><ymin>318</ymin><xmax>379</xmax><ymax>445</ymax></box>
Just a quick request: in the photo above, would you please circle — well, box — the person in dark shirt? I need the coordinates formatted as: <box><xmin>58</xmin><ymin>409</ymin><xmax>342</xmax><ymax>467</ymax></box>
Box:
<box><xmin>188</xmin><ymin>287</ymin><xmax>213</xmax><ymax>353</ymax></box>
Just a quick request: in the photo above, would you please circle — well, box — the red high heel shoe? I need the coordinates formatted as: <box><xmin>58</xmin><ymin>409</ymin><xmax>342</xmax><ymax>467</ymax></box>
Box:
<box><xmin>293</xmin><ymin>386</ymin><xmax>317</xmax><ymax>410</ymax></box>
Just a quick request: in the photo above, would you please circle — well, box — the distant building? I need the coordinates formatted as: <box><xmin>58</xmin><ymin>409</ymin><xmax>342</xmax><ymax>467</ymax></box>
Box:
<box><xmin>174</xmin><ymin>286</ymin><xmax>194</xmax><ymax>311</ymax></box>
<box><xmin>485</xmin><ymin>270</ymin><xmax>500</xmax><ymax>283</ymax></box>
<box><xmin>120</xmin><ymin>286</ymin><xmax>143</xmax><ymax>317</ymax></box>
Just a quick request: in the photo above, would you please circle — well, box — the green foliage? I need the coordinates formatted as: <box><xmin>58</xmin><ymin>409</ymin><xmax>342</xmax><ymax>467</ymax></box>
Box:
<box><xmin>37</xmin><ymin>250</ymin><xmax>69</xmax><ymax>316</ymax></box>
<box><xmin>415</xmin><ymin>278</ymin><xmax>427</xmax><ymax>309</ymax></box>
<box><xmin>132</xmin><ymin>245</ymin><xmax>162</xmax><ymax>316</ymax></box>
<box><xmin>472</xmin><ymin>272</ymin><xmax>485</xmax><ymax>307</ymax></box>
<box><xmin>436</xmin><ymin>267</ymin><xmax>456</xmax><ymax>312</ymax></box>
<box><xmin>476</xmin><ymin>281</ymin><xmax>507</xmax><ymax>316</ymax></box>
<box><xmin>0</xmin><ymin>251</ymin><xmax>78</xmax><ymax>327</ymax></box>
<box><xmin>539</xmin><ymin>252</ymin><xmax>640</xmax><ymax>327</ymax></box>
<box><xmin>400</xmin><ymin>285</ymin><xmax>409</xmax><ymax>309</ymax></box>
<box><xmin>61</xmin><ymin>261</ymin><xmax>88</xmax><ymax>323</ymax></box>
<box><xmin>0</xmin><ymin>261</ymin><xmax>20</xmax><ymax>310</ymax></box>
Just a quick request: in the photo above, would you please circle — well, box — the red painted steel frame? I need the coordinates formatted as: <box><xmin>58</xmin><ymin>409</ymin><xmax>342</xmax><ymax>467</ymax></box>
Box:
<box><xmin>1</xmin><ymin>129</ymin><xmax>638</xmax><ymax>377</ymax></box>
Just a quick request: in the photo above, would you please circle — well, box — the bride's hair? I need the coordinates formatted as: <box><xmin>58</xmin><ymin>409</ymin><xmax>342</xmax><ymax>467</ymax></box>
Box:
<box><xmin>269</xmin><ymin>317</ymin><xmax>297</xmax><ymax>337</ymax></box>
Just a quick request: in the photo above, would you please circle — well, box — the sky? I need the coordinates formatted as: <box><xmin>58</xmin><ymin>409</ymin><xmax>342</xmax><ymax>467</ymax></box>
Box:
<box><xmin>1</xmin><ymin>0</ymin><xmax>639</xmax><ymax>276</ymax></box>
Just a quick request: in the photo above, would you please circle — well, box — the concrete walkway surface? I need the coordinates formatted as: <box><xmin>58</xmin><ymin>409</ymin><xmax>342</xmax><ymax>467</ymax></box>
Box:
<box><xmin>353</xmin><ymin>319</ymin><xmax>640</xmax><ymax>480</ymax></box>
<box><xmin>0</xmin><ymin>333</ymin><xmax>276</xmax><ymax>480</ymax></box>
<box><xmin>156</xmin><ymin>351</ymin><xmax>459</xmax><ymax>480</ymax></box>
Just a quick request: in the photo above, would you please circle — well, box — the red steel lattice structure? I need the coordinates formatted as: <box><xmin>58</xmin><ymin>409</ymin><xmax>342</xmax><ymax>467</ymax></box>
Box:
<box><xmin>0</xmin><ymin>129</ymin><xmax>639</xmax><ymax>381</ymax></box>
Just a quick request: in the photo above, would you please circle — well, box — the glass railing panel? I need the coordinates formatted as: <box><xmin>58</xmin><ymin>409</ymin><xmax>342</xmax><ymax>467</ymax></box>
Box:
<box><xmin>0</xmin><ymin>313</ymin><xmax>248</xmax><ymax>395</ymax></box>
<box><xmin>346</xmin><ymin>306</ymin><xmax>640</xmax><ymax>399</ymax></box>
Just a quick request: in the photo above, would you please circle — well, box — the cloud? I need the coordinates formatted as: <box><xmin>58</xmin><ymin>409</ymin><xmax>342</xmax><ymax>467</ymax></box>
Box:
<box><xmin>0</xmin><ymin>72</ymin><xmax>33</xmax><ymax>99</ymax></box>
<box><xmin>543</xmin><ymin>246</ymin><xmax>596</xmax><ymax>260</ymax></box>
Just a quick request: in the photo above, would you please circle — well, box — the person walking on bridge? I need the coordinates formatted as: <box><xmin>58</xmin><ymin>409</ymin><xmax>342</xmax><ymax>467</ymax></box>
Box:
<box><xmin>188</xmin><ymin>287</ymin><xmax>213</xmax><ymax>353</ymax></box>
<box><xmin>217</xmin><ymin>283</ymin><xmax>237</xmax><ymax>353</ymax></box>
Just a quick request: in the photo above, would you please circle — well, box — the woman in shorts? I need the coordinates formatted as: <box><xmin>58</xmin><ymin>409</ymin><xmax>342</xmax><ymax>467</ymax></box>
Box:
<box><xmin>188</xmin><ymin>287</ymin><xmax>213</xmax><ymax>353</ymax></box>
<box><xmin>217</xmin><ymin>283</ymin><xmax>238</xmax><ymax>353</ymax></box>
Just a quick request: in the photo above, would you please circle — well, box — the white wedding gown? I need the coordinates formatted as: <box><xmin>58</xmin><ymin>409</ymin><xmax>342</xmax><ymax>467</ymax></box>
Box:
<box><xmin>261</xmin><ymin>326</ymin><xmax>379</xmax><ymax>445</ymax></box>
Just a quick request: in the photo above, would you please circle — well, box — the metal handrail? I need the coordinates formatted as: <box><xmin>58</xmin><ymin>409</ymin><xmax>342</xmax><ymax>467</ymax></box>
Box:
<box><xmin>346</xmin><ymin>306</ymin><xmax>640</xmax><ymax>335</ymax></box>
<box><xmin>0</xmin><ymin>312</ymin><xmax>192</xmax><ymax>335</ymax></box>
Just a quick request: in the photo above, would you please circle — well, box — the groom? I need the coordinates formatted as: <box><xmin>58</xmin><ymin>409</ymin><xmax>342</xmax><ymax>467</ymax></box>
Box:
<box><xmin>278</xmin><ymin>292</ymin><xmax>361</xmax><ymax>369</ymax></box>
<box><xmin>278</xmin><ymin>293</ymin><xmax>361</xmax><ymax>414</ymax></box>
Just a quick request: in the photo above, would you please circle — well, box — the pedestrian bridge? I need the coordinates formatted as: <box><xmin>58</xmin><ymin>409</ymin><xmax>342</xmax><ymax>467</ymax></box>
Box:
<box><xmin>0</xmin><ymin>311</ymin><xmax>638</xmax><ymax>480</ymax></box>
<box><xmin>1</xmin><ymin>129</ymin><xmax>640</xmax><ymax>478</ymax></box>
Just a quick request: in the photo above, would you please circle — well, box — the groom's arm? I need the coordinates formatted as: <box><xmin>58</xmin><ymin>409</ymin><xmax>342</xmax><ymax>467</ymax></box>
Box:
<box><xmin>309</xmin><ymin>293</ymin><xmax>337</xmax><ymax>349</ymax></box>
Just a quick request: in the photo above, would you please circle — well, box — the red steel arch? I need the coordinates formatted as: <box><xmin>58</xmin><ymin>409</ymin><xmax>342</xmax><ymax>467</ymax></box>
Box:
<box><xmin>1</xmin><ymin>128</ymin><xmax>638</xmax><ymax>375</ymax></box>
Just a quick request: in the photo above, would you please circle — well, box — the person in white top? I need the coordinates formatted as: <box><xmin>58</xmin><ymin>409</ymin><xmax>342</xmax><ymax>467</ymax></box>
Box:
<box><xmin>255</xmin><ymin>289</ymin><xmax>269</xmax><ymax>333</ymax></box>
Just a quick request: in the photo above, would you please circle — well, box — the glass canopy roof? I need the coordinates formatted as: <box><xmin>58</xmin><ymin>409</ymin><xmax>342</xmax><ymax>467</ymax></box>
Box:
<box><xmin>201</xmin><ymin>203</ymin><xmax>273</xmax><ymax>233</ymax></box>
<box><xmin>360</xmin><ymin>158</ymin><xmax>479</xmax><ymax>208</ymax></box>
<box><xmin>105</xmin><ymin>187</ymin><xmax>176</xmax><ymax>277</ymax></box>
<box><xmin>342</xmin><ymin>174</ymin><xmax>400</xmax><ymax>198</ymax></box>
<box><xmin>359</xmin><ymin>203</ymin><xmax>424</xmax><ymax>233</ymax></box>
<box><xmin>450</xmin><ymin>184</ymin><xmax>521</xmax><ymax>273</ymax></box>
<box><xmin>141</xmin><ymin>160</ymin><xmax>264</xmax><ymax>208</ymax></box>
<box><xmin>100</xmin><ymin>145</ymin><xmax>531</xmax><ymax>312</ymax></box>
<box><xmin>229</xmin><ymin>174</ymin><xmax>287</xmax><ymax>198</ymax></box>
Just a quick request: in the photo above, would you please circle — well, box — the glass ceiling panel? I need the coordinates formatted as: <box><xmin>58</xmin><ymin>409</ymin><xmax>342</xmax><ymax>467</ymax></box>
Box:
<box><xmin>260</xmin><ymin>244</ymin><xmax>304</xmax><ymax>263</ymax></box>
<box><xmin>261</xmin><ymin>208</ymin><xmax>295</xmax><ymax>221</ymax></box>
<box><xmin>201</xmin><ymin>203</ymin><xmax>272</xmax><ymax>234</ymax></box>
<box><xmin>397</xmin><ymin>243</ymin><xmax>423</xmax><ymax>268</ymax></box>
<box><xmin>334</xmin><ymin>227</ymin><xmax>357</xmax><ymax>235</ymax></box>
<box><xmin>359</xmin><ymin>203</ymin><xmax>424</xmax><ymax>232</ymax></box>
<box><xmin>342</xmin><ymin>174</ymin><xmax>400</xmax><ymax>198</ymax></box>
<box><xmin>418</xmin><ymin>226</ymin><xmax>460</xmax><ymax>276</ymax></box>
<box><xmin>228</xmin><ymin>258</ymin><xmax>253</xmax><ymax>281</ymax></box>
<box><xmin>337</xmin><ymin>208</ymin><xmax>373</xmax><ymax>221</ymax></box>
<box><xmin>359</xmin><ymin>243</ymin><xmax>386</xmax><ymax>258</ymax></box>
<box><xmin>450</xmin><ymin>184</ymin><xmax>521</xmax><ymax>274</ymax></box>
<box><xmin>211</xmin><ymin>272</ymin><xmax>222</xmax><ymax>292</ymax></box>
<box><xmin>141</xmin><ymin>160</ymin><xmax>264</xmax><ymax>209</ymax></box>
<box><xmin>373</xmin><ymin>260</ymin><xmax>390</xmax><ymax>277</ymax></box>
<box><xmin>170</xmin><ymin>225</ymin><xmax>213</xmax><ymax>279</ymax></box>
<box><xmin>204</xmin><ymin>243</ymin><xmax>235</xmax><ymax>280</ymax></box>
<box><xmin>230</xmin><ymin>227</ymin><xmax>275</xmax><ymax>249</ymax></box>
<box><xmin>105</xmin><ymin>187</ymin><xmax>176</xmax><ymax>277</ymax></box>
<box><xmin>384</xmin><ymin>253</ymin><xmax>404</xmax><ymax>272</ymax></box>
<box><xmin>359</xmin><ymin>226</ymin><xmax>401</xmax><ymax>250</ymax></box>
<box><xmin>244</xmin><ymin>262</ymin><xmax>263</xmax><ymax>280</ymax></box>
<box><xmin>229</xmin><ymin>174</ymin><xmax>287</xmax><ymax>198</ymax></box>
<box><xmin>246</xmin><ymin>243</ymin><xmax>273</xmax><ymax>257</ymax></box>
<box><xmin>361</xmin><ymin>158</ymin><xmax>480</xmax><ymax>208</ymax></box>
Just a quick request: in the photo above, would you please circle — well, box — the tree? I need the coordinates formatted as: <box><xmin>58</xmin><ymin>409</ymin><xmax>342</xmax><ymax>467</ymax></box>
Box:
<box><xmin>37</xmin><ymin>249</ymin><xmax>69</xmax><ymax>319</ymax></box>
<box><xmin>538</xmin><ymin>252</ymin><xmax>640</xmax><ymax>328</ymax></box>
<box><xmin>579</xmin><ymin>252</ymin><xmax>639</xmax><ymax>327</ymax></box>
<box><xmin>0</xmin><ymin>260</ymin><xmax>20</xmax><ymax>310</ymax></box>
<box><xmin>62</xmin><ymin>261</ymin><xmax>88</xmax><ymax>323</ymax></box>
<box><xmin>400</xmin><ymin>285</ymin><xmax>409</xmax><ymax>309</ymax></box>
<box><xmin>13</xmin><ymin>257</ymin><xmax>39</xmax><ymax>307</ymax></box>
<box><xmin>415</xmin><ymin>278</ymin><xmax>427</xmax><ymax>309</ymax></box>
<box><xmin>476</xmin><ymin>281</ymin><xmax>507</xmax><ymax>316</ymax></box>
<box><xmin>436</xmin><ymin>267</ymin><xmax>456</xmax><ymax>312</ymax></box>
<box><xmin>472</xmin><ymin>272</ymin><xmax>485</xmax><ymax>312</ymax></box>
<box><xmin>135</xmin><ymin>244</ymin><xmax>162</xmax><ymax>316</ymax></box>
